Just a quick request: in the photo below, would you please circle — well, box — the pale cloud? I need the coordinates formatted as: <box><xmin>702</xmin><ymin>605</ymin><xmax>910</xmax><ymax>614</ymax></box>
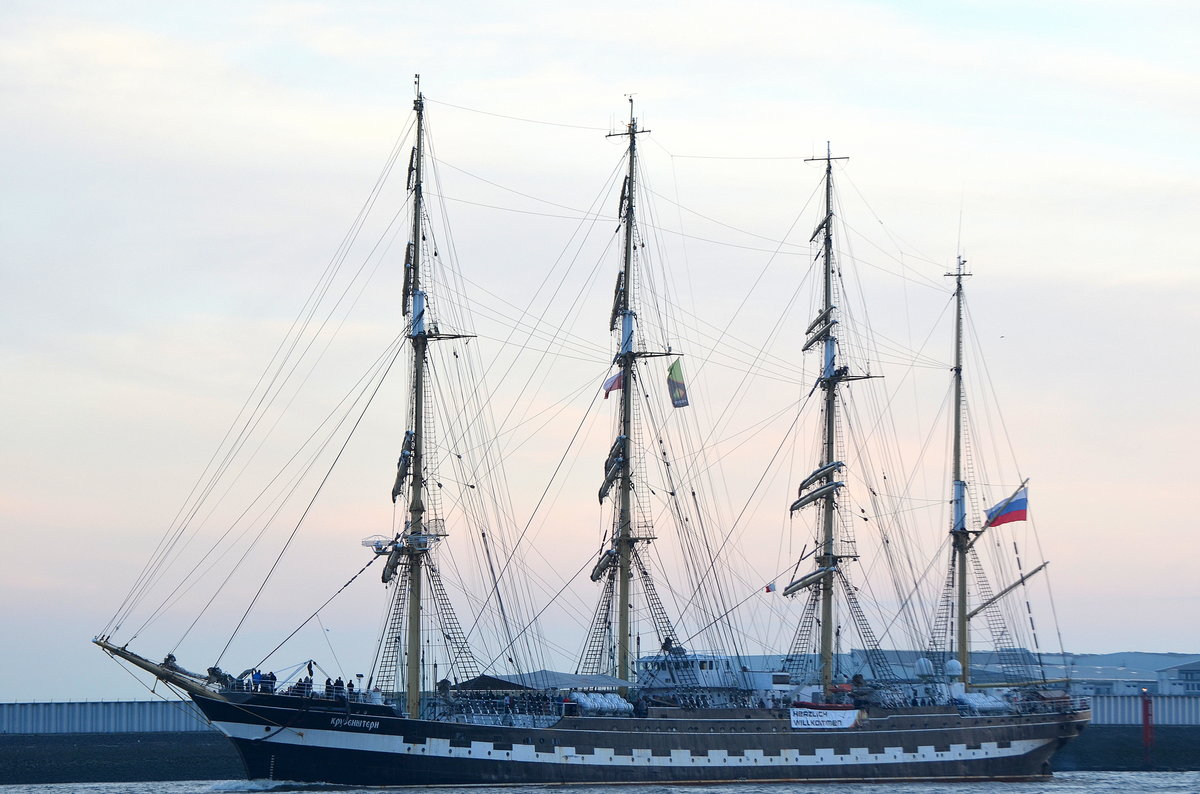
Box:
<box><xmin>0</xmin><ymin>18</ymin><xmax>398</xmax><ymax>165</ymax></box>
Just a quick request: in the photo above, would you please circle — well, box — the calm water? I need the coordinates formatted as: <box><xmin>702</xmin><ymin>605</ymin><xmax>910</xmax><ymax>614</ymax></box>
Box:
<box><xmin>3</xmin><ymin>774</ymin><xmax>1199</xmax><ymax>794</ymax></box>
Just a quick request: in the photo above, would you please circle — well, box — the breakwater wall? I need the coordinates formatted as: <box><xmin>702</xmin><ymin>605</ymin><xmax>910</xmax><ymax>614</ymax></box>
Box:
<box><xmin>0</xmin><ymin>732</ymin><xmax>243</xmax><ymax>784</ymax></box>
<box><xmin>1</xmin><ymin>699</ymin><xmax>211</xmax><ymax>734</ymax></box>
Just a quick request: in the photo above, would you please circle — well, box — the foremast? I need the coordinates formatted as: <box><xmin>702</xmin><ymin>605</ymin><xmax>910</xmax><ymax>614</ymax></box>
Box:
<box><xmin>405</xmin><ymin>86</ymin><xmax>430</xmax><ymax>717</ymax></box>
<box><xmin>615</xmin><ymin>111</ymin><xmax>638</xmax><ymax>685</ymax></box>
<box><xmin>380</xmin><ymin>79</ymin><xmax>446</xmax><ymax>716</ymax></box>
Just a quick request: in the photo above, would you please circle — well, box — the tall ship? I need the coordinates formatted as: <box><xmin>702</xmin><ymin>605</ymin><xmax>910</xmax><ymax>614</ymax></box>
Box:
<box><xmin>96</xmin><ymin>85</ymin><xmax>1089</xmax><ymax>784</ymax></box>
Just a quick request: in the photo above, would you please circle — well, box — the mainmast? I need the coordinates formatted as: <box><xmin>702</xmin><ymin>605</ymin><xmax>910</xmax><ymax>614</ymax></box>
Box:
<box><xmin>587</xmin><ymin>102</ymin><xmax>677</xmax><ymax>685</ymax></box>
<box><xmin>949</xmin><ymin>255</ymin><xmax>972</xmax><ymax>687</ymax></box>
<box><xmin>613</xmin><ymin>101</ymin><xmax>644</xmax><ymax>683</ymax></box>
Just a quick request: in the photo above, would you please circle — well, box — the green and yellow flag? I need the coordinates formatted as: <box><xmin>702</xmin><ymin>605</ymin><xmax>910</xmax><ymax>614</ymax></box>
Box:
<box><xmin>667</xmin><ymin>358</ymin><xmax>688</xmax><ymax>408</ymax></box>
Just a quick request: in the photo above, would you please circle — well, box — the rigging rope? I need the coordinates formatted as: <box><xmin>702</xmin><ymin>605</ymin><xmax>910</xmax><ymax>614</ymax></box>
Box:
<box><xmin>215</xmin><ymin>335</ymin><xmax>408</xmax><ymax>666</ymax></box>
<box><xmin>251</xmin><ymin>554</ymin><xmax>381</xmax><ymax>672</ymax></box>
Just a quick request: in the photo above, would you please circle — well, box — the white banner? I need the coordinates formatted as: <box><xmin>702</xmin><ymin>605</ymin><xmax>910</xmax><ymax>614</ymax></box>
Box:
<box><xmin>789</xmin><ymin>707</ymin><xmax>860</xmax><ymax>729</ymax></box>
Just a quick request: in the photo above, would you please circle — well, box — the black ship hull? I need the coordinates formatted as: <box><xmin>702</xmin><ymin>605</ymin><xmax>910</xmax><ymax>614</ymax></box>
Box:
<box><xmin>192</xmin><ymin>693</ymin><xmax>1088</xmax><ymax>785</ymax></box>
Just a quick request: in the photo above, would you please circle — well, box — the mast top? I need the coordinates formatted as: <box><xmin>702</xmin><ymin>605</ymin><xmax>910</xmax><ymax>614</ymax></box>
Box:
<box><xmin>804</xmin><ymin>141</ymin><xmax>849</xmax><ymax>165</ymax></box>
<box><xmin>413</xmin><ymin>74</ymin><xmax>423</xmax><ymax>110</ymax></box>
<box><xmin>945</xmin><ymin>255</ymin><xmax>972</xmax><ymax>280</ymax></box>
<box><xmin>607</xmin><ymin>95</ymin><xmax>650</xmax><ymax>140</ymax></box>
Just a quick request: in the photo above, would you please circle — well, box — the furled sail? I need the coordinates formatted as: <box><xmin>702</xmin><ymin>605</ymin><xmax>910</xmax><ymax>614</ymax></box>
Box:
<box><xmin>797</xmin><ymin>461</ymin><xmax>844</xmax><ymax>494</ymax></box>
<box><xmin>590</xmin><ymin>548</ymin><xmax>618</xmax><ymax>582</ymax></box>
<box><xmin>789</xmin><ymin>480</ymin><xmax>843</xmax><ymax>513</ymax></box>
<box><xmin>391</xmin><ymin>430</ymin><xmax>415</xmax><ymax>503</ymax></box>
<box><xmin>783</xmin><ymin>567</ymin><xmax>835</xmax><ymax>596</ymax></box>
<box><xmin>598</xmin><ymin>435</ymin><xmax>626</xmax><ymax>503</ymax></box>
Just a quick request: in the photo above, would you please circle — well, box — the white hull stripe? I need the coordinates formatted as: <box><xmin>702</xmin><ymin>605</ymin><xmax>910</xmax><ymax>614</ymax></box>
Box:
<box><xmin>213</xmin><ymin>720</ymin><xmax>1053</xmax><ymax>768</ymax></box>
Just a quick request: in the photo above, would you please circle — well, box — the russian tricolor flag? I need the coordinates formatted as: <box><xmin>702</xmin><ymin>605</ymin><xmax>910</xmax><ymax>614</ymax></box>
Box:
<box><xmin>985</xmin><ymin>487</ymin><xmax>1029</xmax><ymax>527</ymax></box>
<box><xmin>602</xmin><ymin>371</ymin><xmax>624</xmax><ymax>398</ymax></box>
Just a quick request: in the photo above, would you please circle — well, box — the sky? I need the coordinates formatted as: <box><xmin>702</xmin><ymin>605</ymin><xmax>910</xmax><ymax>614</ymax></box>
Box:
<box><xmin>1</xmin><ymin>0</ymin><xmax>1198</xmax><ymax>702</ymax></box>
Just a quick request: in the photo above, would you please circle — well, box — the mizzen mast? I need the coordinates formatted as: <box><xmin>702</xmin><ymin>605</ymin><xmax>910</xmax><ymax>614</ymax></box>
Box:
<box><xmin>786</xmin><ymin>144</ymin><xmax>849</xmax><ymax>697</ymax></box>
<box><xmin>812</xmin><ymin>145</ymin><xmax>847</xmax><ymax>696</ymax></box>
<box><xmin>949</xmin><ymin>255</ymin><xmax>972</xmax><ymax>687</ymax></box>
